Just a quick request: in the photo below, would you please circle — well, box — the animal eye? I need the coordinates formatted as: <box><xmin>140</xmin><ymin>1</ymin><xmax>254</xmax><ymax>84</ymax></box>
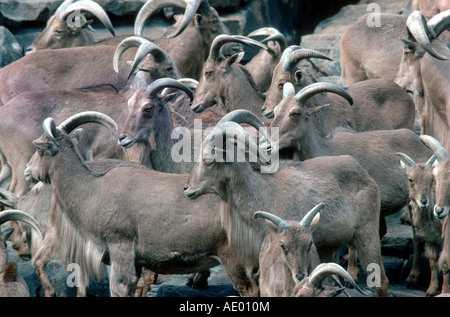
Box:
<box><xmin>278</xmin><ymin>83</ymin><xmax>285</xmax><ymax>89</ymax></box>
<box><xmin>142</xmin><ymin>106</ymin><xmax>153</xmax><ymax>114</ymax></box>
<box><xmin>290</xmin><ymin>112</ymin><xmax>300</xmax><ymax>118</ymax></box>
<box><xmin>280</xmin><ymin>243</ymin><xmax>287</xmax><ymax>252</ymax></box>
<box><xmin>408</xmin><ymin>178</ymin><xmax>413</xmax><ymax>183</ymax></box>
<box><xmin>54</xmin><ymin>30</ymin><xmax>64</xmax><ymax>34</ymax></box>
<box><xmin>166</xmin><ymin>66</ymin><xmax>173</xmax><ymax>72</ymax></box>
<box><xmin>212</xmin><ymin>20</ymin><xmax>219</xmax><ymax>25</ymax></box>
<box><xmin>205</xmin><ymin>71</ymin><xmax>212</xmax><ymax>77</ymax></box>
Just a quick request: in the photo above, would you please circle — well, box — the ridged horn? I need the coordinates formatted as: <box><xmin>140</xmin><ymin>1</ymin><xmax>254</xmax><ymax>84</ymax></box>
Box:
<box><xmin>427</xmin><ymin>10</ymin><xmax>450</xmax><ymax>41</ymax></box>
<box><xmin>309</xmin><ymin>262</ymin><xmax>371</xmax><ymax>296</ymax></box>
<box><xmin>283</xmin><ymin>82</ymin><xmax>295</xmax><ymax>99</ymax></box>
<box><xmin>177</xmin><ymin>78</ymin><xmax>198</xmax><ymax>90</ymax></box>
<box><xmin>426</xmin><ymin>154</ymin><xmax>437</xmax><ymax>166</ymax></box>
<box><xmin>248</xmin><ymin>27</ymin><xmax>287</xmax><ymax>51</ymax></box>
<box><xmin>145</xmin><ymin>77</ymin><xmax>194</xmax><ymax>101</ymax></box>
<box><xmin>0</xmin><ymin>210</ymin><xmax>43</xmax><ymax>240</ymax></box>
<box><xmin>134</xmin><ymin>0</ymin><xmax>209</xmax><ymax>39</ymax></box>
<box><xmin>396</xmin><ymin>152</ymin><xmax>417</xmax><ymax>167</ymax></box>
<box><xmin>216</xmin><ymin>109</ymin><xmax>272</xmax><ymax>149</ymax></box>
<box><xmin>43</xmin><ymin>117</ymin><xmax>60</xmax><ymax>147</ymax></box>
<box><xmin>209</xmin><ymin>35</ymin><xmax>268</xmax><ymax>61</ymax></box>
<box><xmin>254</xmin><ymin>211</ymin><xmax>289</xmax><ymax>233</ymax></box>
<box><xmin>420</xmin><ymin>135</ymin><xmax>450</xmax><ymax>162</ymax></box>
<box><xmin>294</xmin><ymin>82</ymin><xmax>353</xmax><ymax>106</ymax></box>
<box><xmin>113</xmin><ymin>36</ymin><xmax>170</xmax><ymax>79</ymax></box>
<box><xmin>299</xmin><ymin>203</ymin><xmax>325</xmax><ymax>229</ymax></box>
<box><xmin>406</xmin><ymin>10</ymin><xmax>448</xmax><ymax>60</ymax></box>
<box><xmin>282</xmin><ymin>48</ymin><xmax>333</xmax><ymax>72</ymax></box>
<box><xmin>57</xmin><ymin>111</ymin><xmax>118</xmax><ymax>136</ymax></box>
<box><xmin>59</xmin><ymin>0</ymin><xmax>115</xmax><ymax>36</ymax></box>
<box><xmin>205</xmin><ymin>121</ymin><xmax>269</xmax><ymax>163</ymax></box>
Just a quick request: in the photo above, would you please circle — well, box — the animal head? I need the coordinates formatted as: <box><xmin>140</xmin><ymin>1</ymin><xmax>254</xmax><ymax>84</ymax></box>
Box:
<box><xmin>113</xmin><ymin>36</ymin><xmax>182</xmax><ymax>81</ymax></box>
<box><xmin>419</xmin><ymin>135</ymin><xmax>450</xmax><ymax>219</ymax></box>
<box><xmin>26</xmin><ymin>112</ymin><xmax>117</xmax><ymax>184</ymax></box>
<box><xmin>134</xmin><ymin>0</ymin><xmax>229</xmax><ymax>41</ymax></box>
<box><xmin>191</xmin><ymin>34</ymin><xmax>268</xmax><ymax>113</ymax></box>
<box><xmin>397</xmin><ymin>152</ymin><xmax>436</xmax><ymax>210</ymax></box>
<box><xmin>269</xmin><ymin>82</ymin><xmax>353</xmax><ymax>153</ymax></box>
<box><xmin>263</xmin><ymin>46</ymin><xmax>332</xmax><ymax>118</ymax></box>
<box><xmin>27</xmin><ymin>0</ymin><xmax>115</xmax><ymax>53</ymax></box>
<box><xmin>395</xmin><ymin>10</ymin><xmax>450</xmax><ymax>95</ymax></box>
<box><xmin>184</xmin><ymin>109</ymin><xmax>274</xmax><ymax>200</ymax></box>
<box><xmin>118</xmin><ymin>74</ymin><xmax>194</xmax><ymax>155</ymax></box>
<box><xmin>254</xmin><ymin>203</ymin><xmax>324</xmax><ymax>283</ymax></box>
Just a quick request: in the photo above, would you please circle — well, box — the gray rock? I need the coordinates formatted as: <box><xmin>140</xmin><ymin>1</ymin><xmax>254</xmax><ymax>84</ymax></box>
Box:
<box><xmin>0</xmin><ymin>26</ymin><xmax>23</xmax><ymax>68</ymax></box>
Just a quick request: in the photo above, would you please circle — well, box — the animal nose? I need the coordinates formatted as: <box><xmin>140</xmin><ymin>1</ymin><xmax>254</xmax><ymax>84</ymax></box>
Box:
<box><xmin>296</xmin><ymin>273</ymin><xmax>305</xmax><ymax>282</ymax></box>
<box><xmin>118</xmin><ymin>135</ymin><xmax>126</xmax><ymax>142</ymax></box>
<box><xmin>434</xmin><ymin>206</ymin><xmax>446</xmax><ymax>219</ymax></box>
<box><xmin>183</xmin><ymin>185</ymin><xmax>189</xmax><ymax>191</ymax></box>
<box><xmin>420</xmin><ymin>199</ymin><xmax>428</xmax><ymax>206</ymax></box>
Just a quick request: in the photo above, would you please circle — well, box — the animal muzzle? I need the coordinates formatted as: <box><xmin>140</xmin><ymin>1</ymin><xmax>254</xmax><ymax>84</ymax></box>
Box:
<box><xmin>118</xmin><ymin>135</ymin><xmax>136</xmax><ymax>149</ymax></box>
<box><xmin>434</xmin><ymin>206</ymin><xmax>449</xmax><ymax>219</ymax></box>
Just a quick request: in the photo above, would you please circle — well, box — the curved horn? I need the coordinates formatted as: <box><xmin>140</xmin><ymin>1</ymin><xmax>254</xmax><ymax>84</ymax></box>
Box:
<box><xmin>134</xmin><ymin>0</ymin><xmax>206</xmax><ymax>39</ymax></box>
<box><xmin>206</xmin><ymin>121</ymin><xmax>269</xmax><ymax>163</ymax></box>
<box><xmin>254</xmin><ymin>211</ymin><xmax>289</xmax><ymax>232</ymax></box>
<box><xmin>299</xmin><ymin>203</ymin><xmax>325</xmax><ymax>229</ymax></box>
<box><xmin>294</xmin><ymin>82</ymin><xmax>353</xmax><ymax>106</ymax></box>
<box><xmin>113</xmin><ymin>36</ymin><xmax>170</xmax><ymax>79</ymax></box>
<box><xmin>0</xmin><ymin>210</ymin><xmax>43</xmax><ymax>239</ymax></box>
<box><xmin>282</xmin><ymin>48</ymin><xmax>333</xmax><ymax>72</ymax></box>
<box><xmin>209</xmin><ymin>35</ymin><xmax>268</xmax><ymax>61</ymax></box>
<box><xmin>145</xmin><ymin>77</ymin><xmax>194</xmax><ymax>101</ymax></box>
<box><xmin>283</xmin><ymin>82</ymin><xmax>295</xmax><ymax>99</ymax></box>
<box><xmin>177</xmin><ymin>78</ymin><xmax>198</xmax><ymax>90</ymax></box>
<box><xmin>426</xmin><ymin>154</ymin><xmax>437</xmax><ymax>166</ymax></box>
<box><xmin>55</xmin><ymin>0</ymin><xmax>76</xmax><ymax>16</ymax></box>
<box><xmin>396</xmin><ymin>152</ymin><xmax>417</xmax><ymax>167</ymax></box>
<box><xmin>427</xmin><ymin>10</ymin><xmax>450</xmax><ymax>41</ymax></box>
<box><xmin>248</xmin><ymin>27</ymin><xmax>287</xmax><ymax>51</ymax></box>
<box><xmin>420</xmin><ymin>135</ymin><xmax>450</xmax><ymax>162</ymax></box>
<box><xmin>309</xmin><ymin>262</ymin><xmax>370</xmax><ymax>296</ymax></box>
<box><xmin>43</xmin><ymin>117</ymin><xmax>60</xmax><ymax>147</ymax></box>
<box><xmin>59</xmin><ymin>0</ymin><xmax>115</xmax><ymax>36</ymax></box>
<box><xmin>57</xmin><ymin>111</ymin><xmax>118</xmax><ymax>135</ymax></box>
<box><xmin>0</xmin><ymin>188</ymin><xmax>19</xmax><ymax>209</ymax></box>
<box><xmin>216</xmin><ymin>109</ymin><xmax>272</xmax><ymax>149</ymax></box>
<box><xmin>406</xmin><ymin>10</ymin><xmax>448</xmax><ymax>60</ymax></box>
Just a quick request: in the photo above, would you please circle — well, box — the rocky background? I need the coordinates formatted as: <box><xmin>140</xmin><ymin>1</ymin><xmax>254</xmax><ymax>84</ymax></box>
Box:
<box><xmin>1</xmin><ymin>0</ymin><xmax>439</xmax><ymax>297</ymax></box>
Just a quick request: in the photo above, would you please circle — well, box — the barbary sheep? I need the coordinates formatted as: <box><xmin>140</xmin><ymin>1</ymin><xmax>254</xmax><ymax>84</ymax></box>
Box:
<box><xmin>397</xmin><ymin>152</ymin><xmax>442</xmax><ymax>296</ymax></box>
<box><xmin>26</xmin><ymin>0</ymin><xmax>115</xmax><ymax>53</ymax></box>
<box><xmin>420</xmin><ymin>135</ymin><xmax>450</xmax><ymax>294</ymax></box>
<box><xmin>254</xmin><ymin>204</ymin><xmax>324</xmax><ymax>297</ymax></box>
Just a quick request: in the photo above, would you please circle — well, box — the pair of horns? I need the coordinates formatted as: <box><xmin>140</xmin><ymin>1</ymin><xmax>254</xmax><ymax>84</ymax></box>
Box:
<box><xmin>280</xmin><ymin>45</ymin><xmax>333</xmax><ymax>72</ymax></box>
<box><xmin>41</xmin><ymin>111</ymin><xmax>117</xmax><ymax>148</ymax></box>
<box><xmin>56</xmin><ymin>0</ymin><xmax>115</xmax><ymax>36</ymax></box>
<box><xmin>134</xmin><ymin>73</ymin><xmax>195</xmax><ymax>100</ymax></box>
<box><xmin>254</xmin><ymin>203</ymin><xmax>325</xmax><ymax>232</ymax></box>
<box><xmin>396</xmin><ymin>152</ymin><xmax>436</xmax><ymax>167</ymax></box>
<box><xmin>406</xmin><ymin>10</ymin><xmax>450</xmax><ymax>60</ymax></box>
<box><xmin>114</xmin><ymin>36</ymin><xmax>172</xmax><ymax>79</ymax></box>
<box><xmin>281</xmin><ymin>82</ymin><xmax>353</xmax><ymax>107</ymax></box>
<box><xmin>134</xmin><ymin>0</ymin><xmax>211</xmax><ymax>39</ymax></box>
<box><xmin>208</xmin><ymin>34</ymin><xmax>269</xmax><ymax>61</ymax></box>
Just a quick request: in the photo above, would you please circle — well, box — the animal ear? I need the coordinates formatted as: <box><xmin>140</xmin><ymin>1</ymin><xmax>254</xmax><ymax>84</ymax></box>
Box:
<box><xmin>194</xmin><ymin>14</ymin><xmax>204</xmax><ymax>27</ymax></box>
<box><xmin>134</xmin><ymin>71</ymin><xmax>148</xmax><ymax>90</ymax></box>
<box><xmin>71</xmin><ymin>128</ymin><xmax>84</xmax><ymax>143</ymax></box>
<box><xmin>33</xmin><ymin>140</ymin><xmax>58</xmax><ymax>154</ymax></box>
<box><xmin>221</xmin><ymin>52</ymin><xmax>245</xmax><ymax>69</ymax></box>
<box><xmin>1</xmin><ymin>227</ymin><xmax>15</xmax><ymax>242</ymax></box>
<box><xmin>294</xmin><ymin>69</ymin><xmax>303</xmax><ymax>84</ymax></box>
<box><xmin>80</xmin><ymin>19</ymin><xmax>93</xmax><ymax>29</ymax></box>
<box><xmin>305</xmin><ymin>104</ymin><xmax>329</xmax><ymax>117</ymax></box>
<box><xmin>401</xmin><ymin>38</ymin><xmax>417</xmax><ymax>52</ymax></box>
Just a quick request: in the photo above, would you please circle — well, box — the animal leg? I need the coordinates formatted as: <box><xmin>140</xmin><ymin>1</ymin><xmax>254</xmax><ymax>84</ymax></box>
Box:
<box><xmin>33</xmin><ymin>229</ymin><xmax>58</xmax><ymax>297</ymax></box>
<box><xmin>425</xmin><ymin>244</ymin><xmax>440</xmax><ymax>297</ymax></box>
<box><xmin>108</xmin><ymin>242</ymin><xmax>138</xmax><ymax>297</ymax></box>
<box><xmin>406</xmin><ymin>230</ymin><xmax>423</xmax><ymax>288</ymax></box>
<box><xmin>186</xmin><ymin>270</ymin><xmax>210</xmax><ymax>290</ymax></box>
